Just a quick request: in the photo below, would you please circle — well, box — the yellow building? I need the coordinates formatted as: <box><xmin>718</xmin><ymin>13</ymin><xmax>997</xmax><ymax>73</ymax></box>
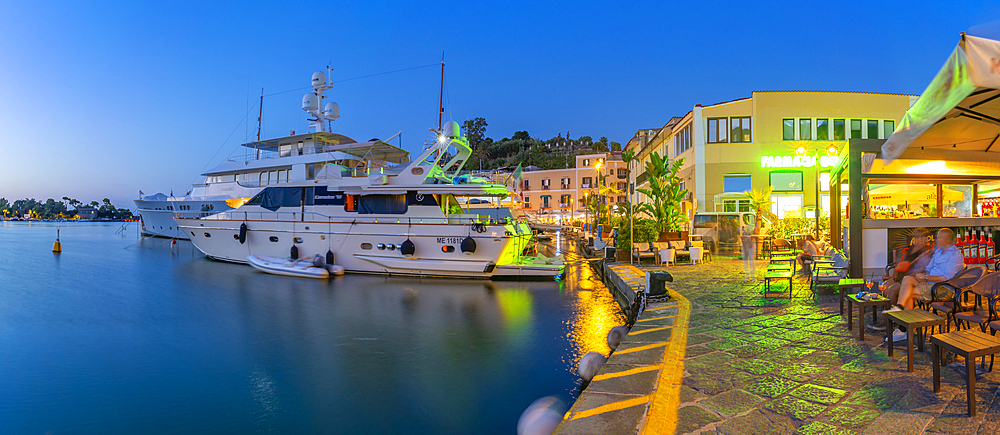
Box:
<box><xmin>517</xmin><ymin>153</ymin><xmax>628</xmax><ymax>222</ymax></box>
<box><xmin>626</xmin><ymin>91</ymin><xmax>918</xmax><ymax>225</ymax></box>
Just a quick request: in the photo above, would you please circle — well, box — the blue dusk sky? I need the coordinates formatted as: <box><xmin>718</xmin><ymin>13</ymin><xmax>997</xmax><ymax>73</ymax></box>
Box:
<box><xmin>1</xmin><ymin>1</ymin><xmax>998</xmax><ymax>207</ymax></box>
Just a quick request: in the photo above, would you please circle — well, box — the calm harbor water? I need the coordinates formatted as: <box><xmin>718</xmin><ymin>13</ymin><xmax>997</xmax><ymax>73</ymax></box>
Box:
<box><xmin>0</xmin><ymin>222</ymin><xmax>626</xmax><ymax>434</ymax></box>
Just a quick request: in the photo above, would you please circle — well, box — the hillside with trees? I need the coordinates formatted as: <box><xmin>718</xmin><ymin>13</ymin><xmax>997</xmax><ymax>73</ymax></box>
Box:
<box><xmin>461</xmin><ymin>117</ymin><xmax>621</xmax><ymax>170</ymax></box>
<box><xmin>0</xmin><ymin>197</ymin><xmax>133</xmax><ymax>220</ymax></box>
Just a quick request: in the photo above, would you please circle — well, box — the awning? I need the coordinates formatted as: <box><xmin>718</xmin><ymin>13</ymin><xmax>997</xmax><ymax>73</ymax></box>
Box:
<box><xmin>882</xmin><ymin>34</ymin><xmax>1000</xmax><ymax>163</ymax></box>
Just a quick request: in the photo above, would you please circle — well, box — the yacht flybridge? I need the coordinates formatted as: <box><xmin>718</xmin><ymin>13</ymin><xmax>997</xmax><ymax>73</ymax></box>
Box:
<box><xmin>176</xmin><ymin>120</ymin><xmax>532</xmax><ymax>278</ymax></box>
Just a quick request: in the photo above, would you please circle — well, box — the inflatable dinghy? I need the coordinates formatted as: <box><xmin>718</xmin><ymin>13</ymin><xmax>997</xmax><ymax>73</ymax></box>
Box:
<box><xmin>247</xmin><ymin>255</ymin><xmax>330</xmax><ymax>279</ymax></box>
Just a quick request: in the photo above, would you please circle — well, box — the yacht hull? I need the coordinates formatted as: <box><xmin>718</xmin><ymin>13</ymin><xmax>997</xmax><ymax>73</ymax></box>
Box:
<box><xmin>177</xmin><ymin>218</ymin><xmax>521</xmax><ymax>278</ymax></box>
<box><xmin>135</xmin><ymin>199</ymin><xmax>232</xmax><ymax>239</ymax></box>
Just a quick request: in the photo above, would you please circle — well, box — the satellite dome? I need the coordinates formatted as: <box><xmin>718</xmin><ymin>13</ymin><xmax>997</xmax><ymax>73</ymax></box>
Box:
<box><xmin>323</xmin><ymin>102</ymin><xmax>340</xmax><ymax>119</ymax></box>
<box><xmin>443</xmin><ymin>120</ymin><xmax>460</xmax><ymax>138</ymax></box>
<box><xmin>302</xmin><ymin>93</ymin><xmax>319</xmax><ymax>111</ymax></box>
<box><xmin>311</xmin><ymin>71</ymin><xmax>327</xmax><ymax>89</ymax></box>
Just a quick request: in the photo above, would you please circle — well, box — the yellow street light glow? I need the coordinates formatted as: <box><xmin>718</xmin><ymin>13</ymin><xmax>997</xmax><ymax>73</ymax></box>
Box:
<box><xmin>826</xmin><ymin>144</ymin><xmax>838</xmax><ymax>156</ymax></box>
<box><xmin>795</xmin><ymin>146</ymin><xmax>807</xmax><ymax>157</ymax></box>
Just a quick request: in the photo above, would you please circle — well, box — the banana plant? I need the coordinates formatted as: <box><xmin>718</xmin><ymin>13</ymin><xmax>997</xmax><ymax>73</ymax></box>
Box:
<box><xmin>636</xmin><ymin>153</ymin><xmax>688</xmax><ymax>235</ymax></box>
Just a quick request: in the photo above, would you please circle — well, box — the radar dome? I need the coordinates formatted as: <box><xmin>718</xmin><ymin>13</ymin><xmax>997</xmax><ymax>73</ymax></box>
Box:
<box><xmin>443</xmin><ymin>120</ymin><xmax>460</xmax><ymax>138</ymax></box>
<box><xmin>311</xmin><ymin>71</ymin><xmax>327</xmax><ymax>89</ymax></box>
<box><xmin>323</xmin><ymin>102</ymin><xmax>340</xmax><ymax>119</ymax></box>
<box><xmin>302</xmin><ymin>93</ymin><xmax>319</xmax><ymax>111</ymax></box>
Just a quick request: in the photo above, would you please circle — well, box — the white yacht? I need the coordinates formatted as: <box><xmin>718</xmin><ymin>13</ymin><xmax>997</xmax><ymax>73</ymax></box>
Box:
<box><xmin>135</xmin><ymin>71</ymin><xmax>396</xmax><ymax>239</ymax></box>
<box><xmin>175</xmin><ymin>120</ymin><xmax>534</xmax><ymax>278</ymax></box>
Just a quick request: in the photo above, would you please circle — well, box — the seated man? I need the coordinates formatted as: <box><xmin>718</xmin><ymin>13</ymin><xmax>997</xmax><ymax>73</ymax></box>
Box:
<box><xmin>885</xmin><ymin>228</ymin><xmax>964</xmax><ymax>341</ymax></box>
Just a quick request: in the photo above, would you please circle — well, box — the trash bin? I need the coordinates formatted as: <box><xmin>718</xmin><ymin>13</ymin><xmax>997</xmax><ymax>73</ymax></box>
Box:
<box><xmin>588</xmin><ymin>237</ymin><xmax>594</xmax><ymax>247</ymax></box>
<box><xmin>605</xmin><ymin>247</ymin><xmax>616</xmax><ymax>261</ymax></box>
<box><xmin>646</xmin><ymin>271</ymin><xmax>673</xmax><ymax>296</ymax></box>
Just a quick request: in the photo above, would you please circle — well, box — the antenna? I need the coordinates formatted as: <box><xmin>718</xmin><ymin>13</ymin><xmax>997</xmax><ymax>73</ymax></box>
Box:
<box><xmin>438</xmin><ymin>51</ymin><xmax>445</xmax><ymax>131</ymax></box>
<box><xmin>256</xmin><ymin>88</ymin><xmax>263</xmax><ymax>160</ymax></box>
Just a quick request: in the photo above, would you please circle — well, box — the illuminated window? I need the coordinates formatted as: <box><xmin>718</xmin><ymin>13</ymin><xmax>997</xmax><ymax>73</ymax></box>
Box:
<box><xmin>799</xmin><ymin>119</ymin><xmax>812</xmax><ymax>140</ymax></box>
<box><xmin>868</xmin><ymin>120</ymin><xmax>879</xmax><ymax>139</ymax></box>
<box><xmin>850</xmin><ymin>119</ymin><xmax>862</xmax><ymax>139</ymax></box>
<box><xmin>782</xmin><ymin>119</ymin><xmax>795</xmax><ymax>140</ymax></box>
<box><xmin>730</xmin><ymin>117</ymin><xmax>751</xmax><ymax>142</ymax></box>
<box><xmin>884</xmin><ymin>120</ymin><xmax>895</xmax><ymax>138</ymax></box>
<box><xmin>820</xmin><ymin>172</ymin><xmax>830</xmax><ymax>191</ymax></box>
<box><xmin>770</xmin><ymin>194</ymin><xmax>803</xmax><ymax>219</ymax></box>
<box><xmin>816</xmin><ymin>119</ymin><xmax>829</xmax><ymax>140</ymax></box>
<box><xmin>833</xmin><ymin>119</ymin><xmax>846</xmax><ymax>140</ymax></box>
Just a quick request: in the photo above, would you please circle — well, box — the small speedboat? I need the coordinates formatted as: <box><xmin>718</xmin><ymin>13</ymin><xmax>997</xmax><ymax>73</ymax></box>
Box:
<box><xmin>247</xmin><ymin>255</ymin><xmax>330</xmax><ymax>279</ymax></box>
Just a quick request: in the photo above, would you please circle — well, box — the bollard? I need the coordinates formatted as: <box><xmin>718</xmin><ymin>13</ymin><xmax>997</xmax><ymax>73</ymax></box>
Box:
<box><xmin>607</xmin><ymin>326</ymin><xmax>629</xmax><ymax>351</ymax></box>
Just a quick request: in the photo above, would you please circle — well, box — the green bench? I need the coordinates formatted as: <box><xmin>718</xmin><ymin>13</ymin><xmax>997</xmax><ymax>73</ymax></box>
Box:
<box><xmin>764</xmin><ymin>270</ymin><xmax>793</xmax><ymax>298</ymax></box>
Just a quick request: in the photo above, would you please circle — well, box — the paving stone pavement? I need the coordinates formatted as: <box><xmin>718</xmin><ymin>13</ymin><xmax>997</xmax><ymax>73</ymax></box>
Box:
<box><xmin>642</xmin><ymin>257</ymin><xmax>1000</xmax><ymax>435</ymax></box>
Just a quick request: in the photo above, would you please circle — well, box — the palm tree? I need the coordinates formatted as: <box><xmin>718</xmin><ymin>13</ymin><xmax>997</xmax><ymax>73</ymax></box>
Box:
<box><xmin>744</xmin><ymin>186</ymin><xmax>775</xmax><ymax>234</ymax></box>
<box><xmin>636</xmin><ymin>152</ymin><xmax>688</xmax><ymax>236</ymax></box>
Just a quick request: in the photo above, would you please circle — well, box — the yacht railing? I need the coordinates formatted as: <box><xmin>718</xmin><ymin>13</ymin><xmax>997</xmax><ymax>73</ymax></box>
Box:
<box><xmin>174</xmin><ymin>210</ymin><xmax>525</xmax><ymax>226</ymax></box>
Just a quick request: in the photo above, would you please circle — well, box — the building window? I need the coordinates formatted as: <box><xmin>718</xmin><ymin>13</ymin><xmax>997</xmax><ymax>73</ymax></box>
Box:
<box><xmin>617</xmin><ymin>168</ymin><xmax>627</xmax><ymax>179</ymax></box>
<box><xmin>799</xmin><ymin>119</ymin><xmax>812</xmax><ymax>140</ymax></box>
<box><xmin>723</xmin><ymin>199</ymin><xmax>751</xmax><ymax>212</ymax></box>
<box><xmin>582</xmin><ymin>177</ymin><xmax>592</xmax><ymax>188</ymax></box>
<box><xmin>782</xmin><ymin>119</ymin><xmax>795</xmax><ymax>140</ymax></box>
<box><xmin>522</xmin><ymin>179</ymin><xmax>530</xmax><ymax>190</ymax></box>
<box><xmin>542</xmin><ymin>196</ymin><xmax>550</xmax><ymax>208</ymax></box>
<box><xmin>770</xmin><ymin>194</ymin><xmax>803</xmax><ymax>219</ymax></box>
<box><xmin>723</xmin><ymin>174</ymin><xmax>752</xmax><ymax>193</ymax></box>
<box><xmin>730</xmin><ymin>117</ymin><xmax>751</xmax><ymax>142</ymax></box>
<box><xmin>617</xmin><ymin>181</ymin><xmax>626</xmax><ymax>190</ymax></box>
<box><xmin>850</xmin><ymin>119</ymin><xmax>862</xmax><ymax>139</ymax></box>
<box><xmin>868</xmin><ymin>120</ymin><xmax>879</xmax><ymax>139</ymax></box>
<box><xmin>820</xmin><ymin>172</ymin><xmax>830</xmax><ymax>191</ymax></box>
<box><xmin>560</xmin><ymin>194</ymin><xmax>571</xmax><ymax>206</ymax></box>
<box><xmin>833</xmin><ymin>119</ymin><xmax>846</xmax><ymax>140</ymax></box>
<box><xmin>707</xmin><ymin>118</ymin><xmax>728</xmax><ymax>143</ymax></box>
<box><xmin>884</xmin><ymin>120</ymin><xmax>895</xmax><ymax>138</ymax></box>
<box><xmin>542</xmin><ymin>179</ymin><xmax>550</xmax><ymax>190</ymax></box>
<box><xmin>770</xmin><ymin>171</ymin><xmax>803</xmax><ymax>192</ymax></box>
<box><xmin>674</xmin><ymin>124</ymin><xmax>693</xmax><ymax>155</ymax></box>
<box><xmin>582</xmin><ymin>159</ymin><xmax>590</xmax><ymax>166</ymax></box>
<box><xmin>561</xmin><ymin>177</ymin><xmax>570</xmax><ymax>189</ymax></box>
<box><xmin>816</xmin><ymin>119</ymin><xmax>829</xmax><ymax>141</ymax></box>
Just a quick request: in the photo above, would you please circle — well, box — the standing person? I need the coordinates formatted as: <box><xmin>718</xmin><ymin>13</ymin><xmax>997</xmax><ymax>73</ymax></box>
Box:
<box><xmin>740</xmin><ymin>222</ymin><xmax>756</xmax><ymax>282</ymax></box>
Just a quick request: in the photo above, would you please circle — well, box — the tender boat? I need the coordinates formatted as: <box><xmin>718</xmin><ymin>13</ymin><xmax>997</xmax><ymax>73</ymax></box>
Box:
<box><xmin>247</xmin><ymin>255</ymin><xmax>330</xmax><ymax>279</ymax></box>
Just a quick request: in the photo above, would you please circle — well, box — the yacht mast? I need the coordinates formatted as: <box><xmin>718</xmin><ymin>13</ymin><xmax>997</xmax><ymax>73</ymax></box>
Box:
<box><xmin>438</xmin><ymin>51</ymin><xmax>444</xmax><ymax>131</ymax></box>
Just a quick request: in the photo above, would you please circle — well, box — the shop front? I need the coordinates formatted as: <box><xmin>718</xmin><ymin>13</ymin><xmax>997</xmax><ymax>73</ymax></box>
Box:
<box><xmin>831</xmin><ymin>34</ymin><xmax>1000</xmax><ymax>278</ymax></box>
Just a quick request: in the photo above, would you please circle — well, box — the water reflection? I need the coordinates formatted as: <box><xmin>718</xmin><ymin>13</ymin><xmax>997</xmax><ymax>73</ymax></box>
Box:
<box><xmin>0</xmin><ymin>223</ymin><xmax>626</xmax><ymax>434</ymax></box>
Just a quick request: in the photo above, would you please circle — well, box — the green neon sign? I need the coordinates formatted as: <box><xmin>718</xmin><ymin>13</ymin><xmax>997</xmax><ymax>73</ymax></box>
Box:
<box><xmin>760</xmin><ymin>155</ymin><xmax>837</xmax><ymax>168</ymax></box>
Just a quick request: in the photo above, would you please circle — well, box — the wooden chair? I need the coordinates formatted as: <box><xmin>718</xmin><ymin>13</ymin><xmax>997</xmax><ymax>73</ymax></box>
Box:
<box><xmin>772</xmin><ymin>238</ymin><xmax>792</xmax><ymax>252</ymax></box>
<box><xmin>810</xmin><ymin>251</ymin><xmax>849</xmax><ymax>294</ymax></box>
<box><xmin>929</xmin><ymin>266</ymin><xmax>988</xmax><ymax>333</ymax></box>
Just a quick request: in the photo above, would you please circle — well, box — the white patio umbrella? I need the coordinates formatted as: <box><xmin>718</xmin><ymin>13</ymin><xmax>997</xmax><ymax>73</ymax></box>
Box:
<box><xmin>868</xmin><ymin>184</ymin><xmax>965</xmax><ymax>205</ymax></box>
<box><xmin>882</xmin><ymin>34</ymin><xmax>1000</xmax><ymax>163</ymax></box>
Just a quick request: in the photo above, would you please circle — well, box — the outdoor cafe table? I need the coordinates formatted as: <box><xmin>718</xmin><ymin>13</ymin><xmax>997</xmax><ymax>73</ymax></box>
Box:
<box><xmin>932</xmin><ymin>328</ymin><xmax>1000</xmax><ymax>416</ymax></box>
<box><xmin>846</xmin><ymin>294</ymin><xmax>890</xmax><ymax>341</ymax></box>
<box><xmin>887</xmin><ymin>309</ymin><xmax>945</xmax><ymax>373</ymax></box>
<box><xmin>838</xmin><ymin>278</ymin><xmax>865</xmax><ymax>315</ymax></box>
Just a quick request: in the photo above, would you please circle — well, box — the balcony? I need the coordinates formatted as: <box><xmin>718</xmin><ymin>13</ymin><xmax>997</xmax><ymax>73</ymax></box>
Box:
<box><xmin>636</xmin><ymin>171</ymin><xmax>649</xmax><ymax>185</ymax></box>
<box><xmin>581</xmin><ymin>184</ymin><xmax>591</xmax><ymax>189</ymax></box>
<box><xmin>559</xmin><ymin>203</ymin><xmax>570</xmax><ymax>208</ymax></box>
<box><xmin>542</xmin><ymin>185</ymin><xmax>550</xmax><ymax>190</ymax></box>
<box><xmin>522</xmin><ymin>186</ymin><xmax>531</xmax><ymax>191</ymax></box>
<box><xmin>561</xmin><ymin>184</ymin><xmax>570</xmax><ymax>190</ymax></box>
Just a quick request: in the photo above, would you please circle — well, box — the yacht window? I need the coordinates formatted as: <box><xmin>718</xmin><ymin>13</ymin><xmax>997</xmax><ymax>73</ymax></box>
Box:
<box><xmin>407</xmin><ymin>191</ymin><xmax>438</xmax><ymax>206</ymax></box>
<box><xmin>269</xmin><ymin>171</ymin><xmax>277</xmax><ymax>185</ymax></box>
<box><xmin>307</xmin><ymin>164</ymin><xmax>316</xmax><ymax>180</ymax></box>
<box><xmin>361</xmin><ymin>243</ymin><xmax>373</xmax><ymax>250</ymax></box>
<box><xmin>246</xmin><ymin>190</ymin><xmax>265</xmax><ymax>206</ymax></box>
<box><xmin>269</xmin><ymin>236</ymin><xmax>279</xmax><ymax>242</ymax></box>
<box><xmin>358</xmin><ymin>195</ymin><xmax>408</xmax><ymax>214</ymax></box>
<box><xmin>255</xmin><ymin>187</ymin><xmax>315</xmax><ymax>211</ymax></box>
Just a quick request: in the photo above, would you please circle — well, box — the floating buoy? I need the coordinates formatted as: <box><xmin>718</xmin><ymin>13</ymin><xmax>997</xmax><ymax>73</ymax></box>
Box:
<box><xmin>326</xmin><ymin>264</ymin><xmax>345</xmax><ymax>276</ymax></box>
<box><xmin>461</xmin><ymin>236</ymin><xmax>477</xmax><ymax>255</ymax></box>
<box><xmin>239</xmin><ymin>222</ymin><xmax>247</xmax><ymax>244</ymax></box>
<box><xmin>290</xmin><ymin>245</ymin><xmax>299</xmax><ymax>259</ymax></box>
<box><xmin>400</xmin><ymin>238</ymin><xmax>415</xmax><ymax>257</ymax></box>
<box><xmin>517</xmin><ymin>396</ymin><xmax>566</xmax><ymax>435</ymax></box>
<box><xmin>326</xmin><ymin>250</ymin><xmax>335</xmax><ymax>265</ymax></box>
<box><xmin>578</xmin><ymin>352</ymin><xmax>606</xmax><ymax>381</ymax></box>
<box><xmin>607</xmin><ymin>326</ymin><xmax>629</xmax><ymax>351</ymax></box>
<box><xmin>52</xmin><ymin>229</ymin><xmax>61</xmax><ymax>253</ymax></box>
<box><xmin>170</xmin><ymin>238</ymin><xmax>177</xmax><ymax>251</ymax></box>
